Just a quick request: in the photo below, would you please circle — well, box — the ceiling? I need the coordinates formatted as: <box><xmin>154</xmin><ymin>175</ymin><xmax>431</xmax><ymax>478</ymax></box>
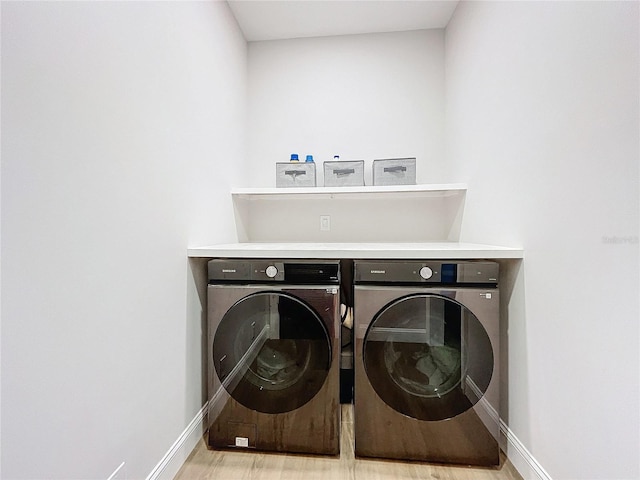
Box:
<box><xmin>227</xmin><ymin>0</ymin><xmax>460</xmax><ymax>42</ymax></box>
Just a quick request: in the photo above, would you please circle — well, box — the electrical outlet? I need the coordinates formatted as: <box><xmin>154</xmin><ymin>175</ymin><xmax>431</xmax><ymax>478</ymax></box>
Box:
<box><xmin>107</xmin><ymin>462</ymin><xmax>126</xmax><ymax>480</ymax></box>
<box><xmin>320</xmin><ymin>215</ymin><xmax>331</xmax><ymax>231</ymax></box>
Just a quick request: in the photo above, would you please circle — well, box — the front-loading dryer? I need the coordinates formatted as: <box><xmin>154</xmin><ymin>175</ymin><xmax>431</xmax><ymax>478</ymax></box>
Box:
<box><xmin>353</xmin><ymin>260</ymin><xmax>500</xmax><ymax>466</ymax></box>
<box><xmin>206</xmin><ymin>259</ymin><xmax>341</xmax><ymax>455</ymax></box>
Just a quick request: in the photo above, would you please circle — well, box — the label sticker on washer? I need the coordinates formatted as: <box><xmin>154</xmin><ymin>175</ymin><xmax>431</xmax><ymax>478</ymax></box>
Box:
<box><xmin>235</xmin><ymin>437</ymin><xmax>249</xmax><ymax>447</ymax></box>
<box><xmin>481</xmin><ymin>293</ymin><xmax>492</xmax><ymax>299</ymax></box>
<box><xmin>327</xmin><ymin>287</ymin><xmax>338</xmax><ymax>294</ymax></box>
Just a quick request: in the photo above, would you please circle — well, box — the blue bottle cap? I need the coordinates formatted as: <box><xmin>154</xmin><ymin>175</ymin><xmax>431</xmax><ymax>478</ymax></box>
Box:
<box><xmin>305</xmin><ymin>155</ymin><xmax>314</xmax><ymax>162</ymax></box>
<box><xmin>290</xmin><ymin>153</ymin><xmax>299</xmax><ymax>162</ymax></box>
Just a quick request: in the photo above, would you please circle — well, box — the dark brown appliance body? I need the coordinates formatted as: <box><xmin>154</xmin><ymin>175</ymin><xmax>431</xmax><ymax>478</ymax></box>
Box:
<box><xmin>353</xmin><ymin>260</ymin><xmax>500</xmax><ymax>466</ymax></box>
<box><xmin>206</xmin><ymin>261</ymin><xmax>340</xmax><ymax>456</ymax></box>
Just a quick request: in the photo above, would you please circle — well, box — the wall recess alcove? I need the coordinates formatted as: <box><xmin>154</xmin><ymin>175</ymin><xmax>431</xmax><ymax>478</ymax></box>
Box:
<box><xmin>231</xmin><ymin>184</ymin><xmax>467</xmax><ymax>243</ymax></box>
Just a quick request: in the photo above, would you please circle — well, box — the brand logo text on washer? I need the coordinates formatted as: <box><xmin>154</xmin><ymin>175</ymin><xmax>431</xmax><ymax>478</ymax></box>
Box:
<box><xmin>370</xmin><ymin>270</ymin><xmax>386</xmax><ymax>274</ymax></box>
<box><xmin>222</xmin><ymin>269</ymin><xmax>236</xmax><ymax>273</ymax></box>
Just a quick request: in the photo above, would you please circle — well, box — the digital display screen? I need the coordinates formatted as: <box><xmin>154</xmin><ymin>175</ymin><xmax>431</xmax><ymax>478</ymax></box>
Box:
<box><xmin>441</xmin><ymin>263</ymin><xmax>457</xmax><ymax>284</ymax></box>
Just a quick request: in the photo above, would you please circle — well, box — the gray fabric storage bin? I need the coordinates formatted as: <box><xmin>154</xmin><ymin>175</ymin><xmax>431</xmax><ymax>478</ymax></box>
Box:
<box><xmin>373</xmin><ymin>158</ymin><xmax>416</xmax><ymax>185</ymax></box>
<box><xmin>276</xmin><ymin>162</ymin><xmax>316</xmax><ymax>187</ymax></box>
<box><xmin>323</xmin><ymin>160</ymin><xmax>365</xmax><ymax>187</ymax></box>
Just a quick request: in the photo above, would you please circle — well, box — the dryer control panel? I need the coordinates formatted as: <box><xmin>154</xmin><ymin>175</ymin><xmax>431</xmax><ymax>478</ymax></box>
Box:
<box><xmin>208</xmin><ymin>259</ymin><xmax>340</xmax><ymax>284</ymax></box>
<box><xmin>354</xmin><ymin>260</ymin><xmax>498</xmax><ymax>286</ymax></box>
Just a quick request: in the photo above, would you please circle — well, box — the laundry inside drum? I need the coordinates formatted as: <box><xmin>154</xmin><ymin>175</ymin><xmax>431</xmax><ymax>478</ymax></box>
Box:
<box><xmin>251</xmin><ymin>339</ymin><xmax>311</xmax><ymax>390</ymax></box>
<box><xmin>385</xmin><ymin>341</ymin><xmax>462</xmax><ymax>397</ymax></box>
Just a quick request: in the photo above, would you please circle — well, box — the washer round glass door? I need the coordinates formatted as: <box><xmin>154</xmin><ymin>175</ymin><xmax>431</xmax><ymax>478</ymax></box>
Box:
<box><xmin>363</xmin><ymin>294</ymin><xmax>493</xmax><ymax>421</ymax></box>
<box><xmin>213</xmin><ymin>292</ymin><xmax>331</xmax><ymax>414</ymax></box>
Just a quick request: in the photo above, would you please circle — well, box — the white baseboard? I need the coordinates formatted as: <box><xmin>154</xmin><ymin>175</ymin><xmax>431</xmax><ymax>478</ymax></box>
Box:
<box><xmin>145</xmin><ymin>402</ymin><xmax>208</xmax><ymax>480</ymax></box>
<box><xmin>500</xmin><ymin>419</ymin><xmax>553</xmax><ymax>480</ymax></box>
<box><xmin>465</xmin><ymin>377</ymin><xmax>552</xmax><ymax>480</ymax></box>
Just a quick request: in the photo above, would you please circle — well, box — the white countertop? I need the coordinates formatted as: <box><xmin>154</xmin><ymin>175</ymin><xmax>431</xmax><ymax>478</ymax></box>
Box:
<box><xmin>187</xmin><ymin>242</ymin><xmax>524</xmax><ymax>259</ymax></box>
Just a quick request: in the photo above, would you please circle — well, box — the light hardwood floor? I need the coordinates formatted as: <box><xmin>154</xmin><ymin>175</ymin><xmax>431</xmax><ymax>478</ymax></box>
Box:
<box><xmin>173</xmin><ymin>405</ymin><xmax>523</xmax><ymax>480</ymax></box>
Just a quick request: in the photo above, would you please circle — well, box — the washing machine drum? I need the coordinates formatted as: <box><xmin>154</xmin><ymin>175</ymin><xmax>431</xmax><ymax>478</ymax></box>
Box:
<box><xmin>363</xmin><ymin>294</ymin><xmax>493</xmax><ymax>421</ymax></box>
<box><xmin>213</xmin><ymin>292</ymin><xmax>331</xmax><ymax>414</ymax></box>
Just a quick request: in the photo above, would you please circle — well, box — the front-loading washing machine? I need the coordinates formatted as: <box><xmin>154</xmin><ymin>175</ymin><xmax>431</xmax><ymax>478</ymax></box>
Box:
<box><xmin>353</xmin><ymin>260</ymin><xmax>500</xmax><ymax>466</ymax></box>
<box><xmin>206</xmin><ymin>259</ymin><xmax>341</xmax><ymax>455</ymax></box>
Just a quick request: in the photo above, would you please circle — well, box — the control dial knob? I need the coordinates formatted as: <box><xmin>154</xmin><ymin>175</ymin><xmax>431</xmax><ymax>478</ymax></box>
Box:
<box><xmin>265</xmin><ymin>265</ymin><xmax>278</xmax><ymax>278</ymax></box>
<box><xmin>419</xmin><ymin>266</ymin><xmax>433</xmax><ymax>280</ymax></box>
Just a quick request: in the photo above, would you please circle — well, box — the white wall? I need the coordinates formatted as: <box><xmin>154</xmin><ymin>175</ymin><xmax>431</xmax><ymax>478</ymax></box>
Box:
<box><xmin>0</xmin><ymin>2</ymin><xmax>246</xmax><ymax>479</ymax></box>
<box><xmin>246</xmin><ymin>29</ymin><xmax>447</xmax><ymax>187</ymax></box>
<box><xmin>446</xmin><ymin>2</ymin><xmax>639</xmax><ymax>479</ymax></box>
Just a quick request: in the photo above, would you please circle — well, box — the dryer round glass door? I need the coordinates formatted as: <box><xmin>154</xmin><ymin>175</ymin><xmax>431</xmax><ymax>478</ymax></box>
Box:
<box><xmin>213</xmin><ymin>292</ymin><xmax>331</xmax><ymax>414</ymax></box>
<box><xmin>363</xmin><ymin>294</ymin><xmax>493</xmax><ymax>421</ymax></box>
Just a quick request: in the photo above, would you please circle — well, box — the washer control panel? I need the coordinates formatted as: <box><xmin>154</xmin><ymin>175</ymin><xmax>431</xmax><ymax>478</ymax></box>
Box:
<box><xmin>354</xmin><ymin>260</ymin><xmax>499</xmax><ymax>286</ymax></box>
<box><xmin>250</xmin><ymin>261</ymin><xmax>285</xmax><ymax>281</ymax></box>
